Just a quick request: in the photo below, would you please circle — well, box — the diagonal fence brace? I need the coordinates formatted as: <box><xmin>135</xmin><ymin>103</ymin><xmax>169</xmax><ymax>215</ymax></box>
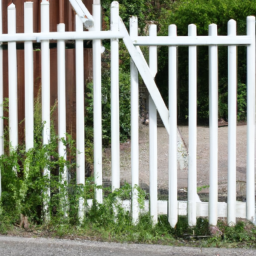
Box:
<box><xmin>69</xmin><ymin>0</ymin><xmax>94</xmax><ymax>29</ymax></box>
<box><xmin>119</xmin><ymin>18</ymin><xmax>170</xmax><ymax>133</ymax></box>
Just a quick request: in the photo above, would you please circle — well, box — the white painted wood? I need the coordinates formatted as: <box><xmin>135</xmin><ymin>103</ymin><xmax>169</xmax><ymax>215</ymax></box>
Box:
<box><xmin>227</xmin><ymin>19</ymin><xmax>237</xmax><ymax>226</ymax></box>
<box><xmin>188</xmin><ymin>24</ymin><xmax>197</xmax><ymax>227</ymax></box>
<box><xmin>246</xmin><ymin>16</ymin><xmax>255</xmax><ymax>223</ymax></box>
<box><xmin>111</xmin><ymin>2</ymin><xmax>120</xmax><ymax>192</ymax></box>
<box><xmin>24</xmin><ymin>2</ymin><xmax>34</xmax><ymax>151</ymax></box>
<box><xmin>0</xmin><ymin>31</ymin><xmax>124</xmax><ymax>42</ymax></box>
<box><xmin>85</xmin><ymin>199</ymin><xmax>249</xmax><ymax>219</ymax></box>
<box><xmin>75</xmin><ymin>15</ymin><xmax>85</xmax><ymax>221</ymax></box>
<box><xmin>132</xmin><ymin>36</ymin><xmax>252</xmax><ymax>46</ymax></box>
<box><xmin>236</xmin><ymin>201</ymin><xmax>247</xmax><ymax>218</ymax></box>
<box><xmin>0</xmin><ymin>0</ymin><xmax>3</xmax><ymax>199</ymax></box>
<box><xmin>209</xmin><ymin>24</ymin><xmax>218</xmax><ymax>226</ymax></box>
<box><xmin>149</xmin><ymin>24</ymin><xmax>158</xmax><ymax>225</ymax></box>
<box><xmin>120</xmin><ymin>19</ymin><xmax>170</xmax><ymax>133</ymax></box>
<box><xmin>130</xmin><ymin>16</ymin><xmax>139</xmax><ymax>224</ymax></box>
<box><xmin>168</xmin><ymin>25</ymin><xmax>178</xmax><ymax>228</ymax></box>
<box><xmin>92</xmin><ymin>3</ymin><xmax>103</xmax><ymax>203</ymax></box>
<box><xmin>57</xmin><ymin>23</ymin><xmax>68</xmax><ymax>217</ymax></box>
<box><xmin>41</xmin><ymin>0</ymin><xmax>51</xmax><ymax>219</ymax></box>
<box><xmin>8</xmin><ymin>4</ymin><xmax>18</xmax><ymax>151</ymax></box>
<box><xmin>69</xmin><ymin>0</ymin><xmax>94</xmax><ymax>28</ymax></box>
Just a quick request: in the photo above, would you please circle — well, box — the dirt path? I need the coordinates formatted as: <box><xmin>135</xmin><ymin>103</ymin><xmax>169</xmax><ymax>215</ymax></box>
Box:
<box><xmin>103</xmin><ymin>124</ymin><xmax>253</xmax><ymax>199</ymax></box>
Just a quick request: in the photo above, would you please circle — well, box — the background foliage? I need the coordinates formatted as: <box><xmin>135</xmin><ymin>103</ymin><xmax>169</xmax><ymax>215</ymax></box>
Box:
<box><xmin>100</xmin><ymin>0</ymin><xmax>252</xmax><ymax>122</ymax></box>
<box><xmin>157</xmin><ymin>0</ymin><xmax>254</xmax><ymax>121</ymax></box>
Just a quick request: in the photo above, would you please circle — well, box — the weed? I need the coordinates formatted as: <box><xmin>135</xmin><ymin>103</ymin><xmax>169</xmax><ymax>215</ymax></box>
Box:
<box><xmin>197</xmin><ymin>185</ymin><xmax>210</xmax><ymax>193</ymax></box>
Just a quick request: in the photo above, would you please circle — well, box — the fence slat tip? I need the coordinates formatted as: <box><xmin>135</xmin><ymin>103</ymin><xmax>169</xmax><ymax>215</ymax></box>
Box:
<box><xmin>8</xmin><ymin>3</ymin><xmax>16</xmax><ymax>9</ymax></box>
<box><xmin>111</xmin><ymin>1</ymin><xmax>119</xmax><ymax>8</ymax></box>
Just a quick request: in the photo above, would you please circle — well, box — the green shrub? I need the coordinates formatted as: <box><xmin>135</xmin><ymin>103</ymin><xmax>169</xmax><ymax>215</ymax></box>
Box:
<box><xmin>157</xmin><ymin>0</ymin><xmax>256</xmax><ymax>121</ymax></box>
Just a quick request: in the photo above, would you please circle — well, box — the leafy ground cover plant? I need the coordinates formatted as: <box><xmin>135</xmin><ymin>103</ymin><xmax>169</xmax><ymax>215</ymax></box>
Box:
<box><xmin>0</xmin><ymin>130</ymin><xmax>255</xmax><ymax>248</ymax></box>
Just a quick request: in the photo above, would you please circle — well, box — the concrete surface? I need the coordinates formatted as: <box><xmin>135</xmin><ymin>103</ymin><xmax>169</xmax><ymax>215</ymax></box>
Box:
<box><xmin>103</xmin><ymin>125</ymin><xmax>253</xmax><ymax>199</ymax></box>
<box><xmin>0</xmin><ymin>236</ymin><xmax>255</xmax><ymax>256</ymax></box>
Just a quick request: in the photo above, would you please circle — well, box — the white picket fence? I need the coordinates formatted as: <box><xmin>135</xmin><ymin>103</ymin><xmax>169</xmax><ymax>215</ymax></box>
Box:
<box><xmin>0</xmin><ymin>0</ymin><xmax>255</xmax><ymax>227</ymax></box>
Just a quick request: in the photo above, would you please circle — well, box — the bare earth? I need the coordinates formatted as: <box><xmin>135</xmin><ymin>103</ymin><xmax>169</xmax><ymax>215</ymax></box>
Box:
<box><xmin>103</xmin><ymin>124</ymin><xmax>255</xmax><ymax>198</ymax></box>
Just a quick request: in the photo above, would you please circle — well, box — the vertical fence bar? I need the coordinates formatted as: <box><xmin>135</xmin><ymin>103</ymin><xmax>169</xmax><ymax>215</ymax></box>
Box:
<box><xmin>57</xmin><ymin>23</ymin><xmax>68</xmax><ymax>217</ymax></box>
<box><xmin>188</xmin><ymin>24</ymin><xmax>197</xmax><ymax>227</ymax></box>
<box><xmin>93</xmin><ymin>1</ymin><xmax>103</xmax><ymax>203</ymax></box>
<box><xmin>0</xmin><ymin>0</ymin><xmax>3</xmax><ymax>198</ymax></box>
<box><xmin>149</xmin><ymin>24</ymin><xmax>158</xmax><ymax>225</ymax></box>
<box><xmin>209</xmin><ymin>24</ymin><xmax>218</xmax><ymax>226</ymax></box>
<box><xmin>168</xmin><ymin>25</ymin><xmax>178</xmax><ymax>228</ymax></box>
<box><xmin>246</xmin><ymin>16</ymin><xmax>255</xmax><ymax>223</ymax></box>
<box><xmin>111</xmin><ymin>1</ymin><xmax>120</xmax><ymax>192</ymax></box>
<box><xmin>8</xmin><ymin>4</ymin><xmax>18</xmax><ymax>151</ymax></box>
<box><xmin>227</xmin><ymin>19</ymin><xmax>237</xmax><ymax>226</ymax></box>
<box><xmin>130</xmin><ymin>16</ymin><xmax>139</xmax><ymax>224</ymax></box>
<box><xmin>41</xmin><ymin>0</ymin><xmax>51</xmax><ymax>218</ymax></box>
<box><xmin>76</xmin><ymin>15</ymin><xmax>85</xmax><ymax>221</ymax></box>
<box><xmin>24</xmin><ymin>2</ymin><xmax>34</xmax><ymax>151</ymax></box>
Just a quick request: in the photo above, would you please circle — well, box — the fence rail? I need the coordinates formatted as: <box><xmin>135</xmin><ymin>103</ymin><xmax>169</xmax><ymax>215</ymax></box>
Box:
<box><xmin>0</xmin><ymin>0</ymin><xmax>255</xmax><ymax>227</ymax></box>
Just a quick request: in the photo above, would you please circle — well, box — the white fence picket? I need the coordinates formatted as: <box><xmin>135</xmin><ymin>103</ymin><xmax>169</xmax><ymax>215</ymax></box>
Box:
<box><xmin>57</xmin><ymin>22</ymin><xmax>68</xmax><ymax>217</ymax></box>
<box><xmin>75</xmin><ymin>15</ymin><xmax>85</xmax><ymax>220</ymax></box>
<box><xmin>246</xmin><ymin>16</ymin><xmax>255</xmax><ymax>223</ymax></box>
<box><xmin>130</xmin><ymin>16</ymin><xmax>139</xmax><ymax>224</ymax></box>
<box><xmin>93</xmin><ymin>2</ymin><xmax>103</xmax><ymax>203</ymax></box>
<box><xmin>168</xmin><ymin>25</ymin><xmax>178</xmax><ymax>228</ymax></box>
<box><xmin>149</xmin><ymin>24</ymin><xmax>158</xmax><ymax>225</ymax></box>
<box><xmin>24</xmin><ymin>2</ymin><xmax>34</xmax><ymax>151</ymax></box>
<box><xmin>41</xmin><ymin>0</ymin><xmax>51</xmax><ymax>218</ymax></box>
<box><xmin>111</xmin><ymin>1</ymin><xmax>120</xmax><ymax>192</ymax></box>
<box><xmin>188</xmin><ymin>24</ymin><xmax>197</xmax><ymax>227</ymax></box>
<box><xmin>209</xmin><ymin>24</ymin><xmax>219</xmax><ymax>226</ymax></box>
<box><xmin>8</xmin><ymin>4</ymin><xmax>18</xmax><ymax>151</ymax></box>
<box><xmin>0</xmin><ymin>0</ymin><xmax>3</xmax><ymax>198</ymax></box>
<box><xmin>227</xmin><ymin>19</ymin><xmax>237</xmax><ymax>225</ymax></box>
<box><xmin>120</xmin><ymin>20</ymin><xmax>170</xmax><ymax>137</ymax></box>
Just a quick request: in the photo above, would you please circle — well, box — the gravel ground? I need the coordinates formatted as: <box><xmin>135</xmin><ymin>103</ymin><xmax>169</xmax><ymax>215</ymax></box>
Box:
<box><xmin>0</xmin><ymin>236</ymin><xmax>256</xmax><ymax>256</ymax></box>
<box><xmin>103</xmin><ymin>124</ymin><xmax>254</xmax><ymax>198</ymax></box>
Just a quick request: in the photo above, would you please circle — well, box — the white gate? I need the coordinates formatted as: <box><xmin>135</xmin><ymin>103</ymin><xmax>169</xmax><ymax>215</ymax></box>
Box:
<box><xmin>0</xmin><ymin>0</ymin><xmax>255</xmax><ymax>227</ymax></box>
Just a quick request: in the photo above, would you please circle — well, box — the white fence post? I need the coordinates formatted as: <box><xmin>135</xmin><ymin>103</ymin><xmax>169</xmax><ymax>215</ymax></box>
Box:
<box><xmin>246</xmin><ymin>16</ymin><xmax>255</xmax><ymax>223</ymax></box>
<box><xmin>209</xmin><ymin>24</ymin><xmax>218</xmax><ymax>226</ymax></box>
<box><xmin>41</xmin><ymin>0</ymin><xmax>51</xmax><ymax>219</ymax></box>
<box><xmin>75</xmin><ymin>15</ymin><xmax>85</xmax><ymax>221</ymax></box>
<box><xmin>111</xmin><ymin>1</ymin><xmax>120</xmax><ymax>192</ymax></box>
<box><xmin>168</xmin><ymin>24</ymin><xmax>178</xmax><ymax>228</ymax></box>
<box><xmin>24</xmin><ymin>2</ymin><xmax>34</xmax><ymax>151</ymax></box>
<box><xmin>93</xmin><ymin>1</ymin><xmax>103</xmax><ymax>203</ymax></box>
<box><xmin>57</xmin><ymin>22</ymin><xmax>68</xmax><ymax>217</ymax></box>
<box><xmin>8</xmin><ymin>4</ymin><xmax>18</xmax><ymax>151</ymax></box>
<box><xmin>188</xmin><ymin>24</ymin><xmax>197</xmax><ymax>227</ymax></box>
<box><xmin>227</xmin><ymin>19</ymin><xmax>237</xmax><ymax>226</ymax></box>
<box><xmin>149</xmin><ymin>24</ymin><xmax>158</xmax><ymax>225</ymax></box>
<box><xmin>130</xmin><ymin>16</ymin><xmax>139</xmax><ymax>224</ymax></box>
<box><xmin>0</xmin><ymin>0</ymin><xmax>3</xmax><ymax>199</ymax></box>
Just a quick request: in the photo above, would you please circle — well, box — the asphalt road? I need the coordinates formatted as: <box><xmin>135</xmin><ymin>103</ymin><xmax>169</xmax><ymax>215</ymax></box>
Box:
<box><xmin>0</xmin><ymin>236</ymin><xmax>256</xmax><ymax>256</ymax></box>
